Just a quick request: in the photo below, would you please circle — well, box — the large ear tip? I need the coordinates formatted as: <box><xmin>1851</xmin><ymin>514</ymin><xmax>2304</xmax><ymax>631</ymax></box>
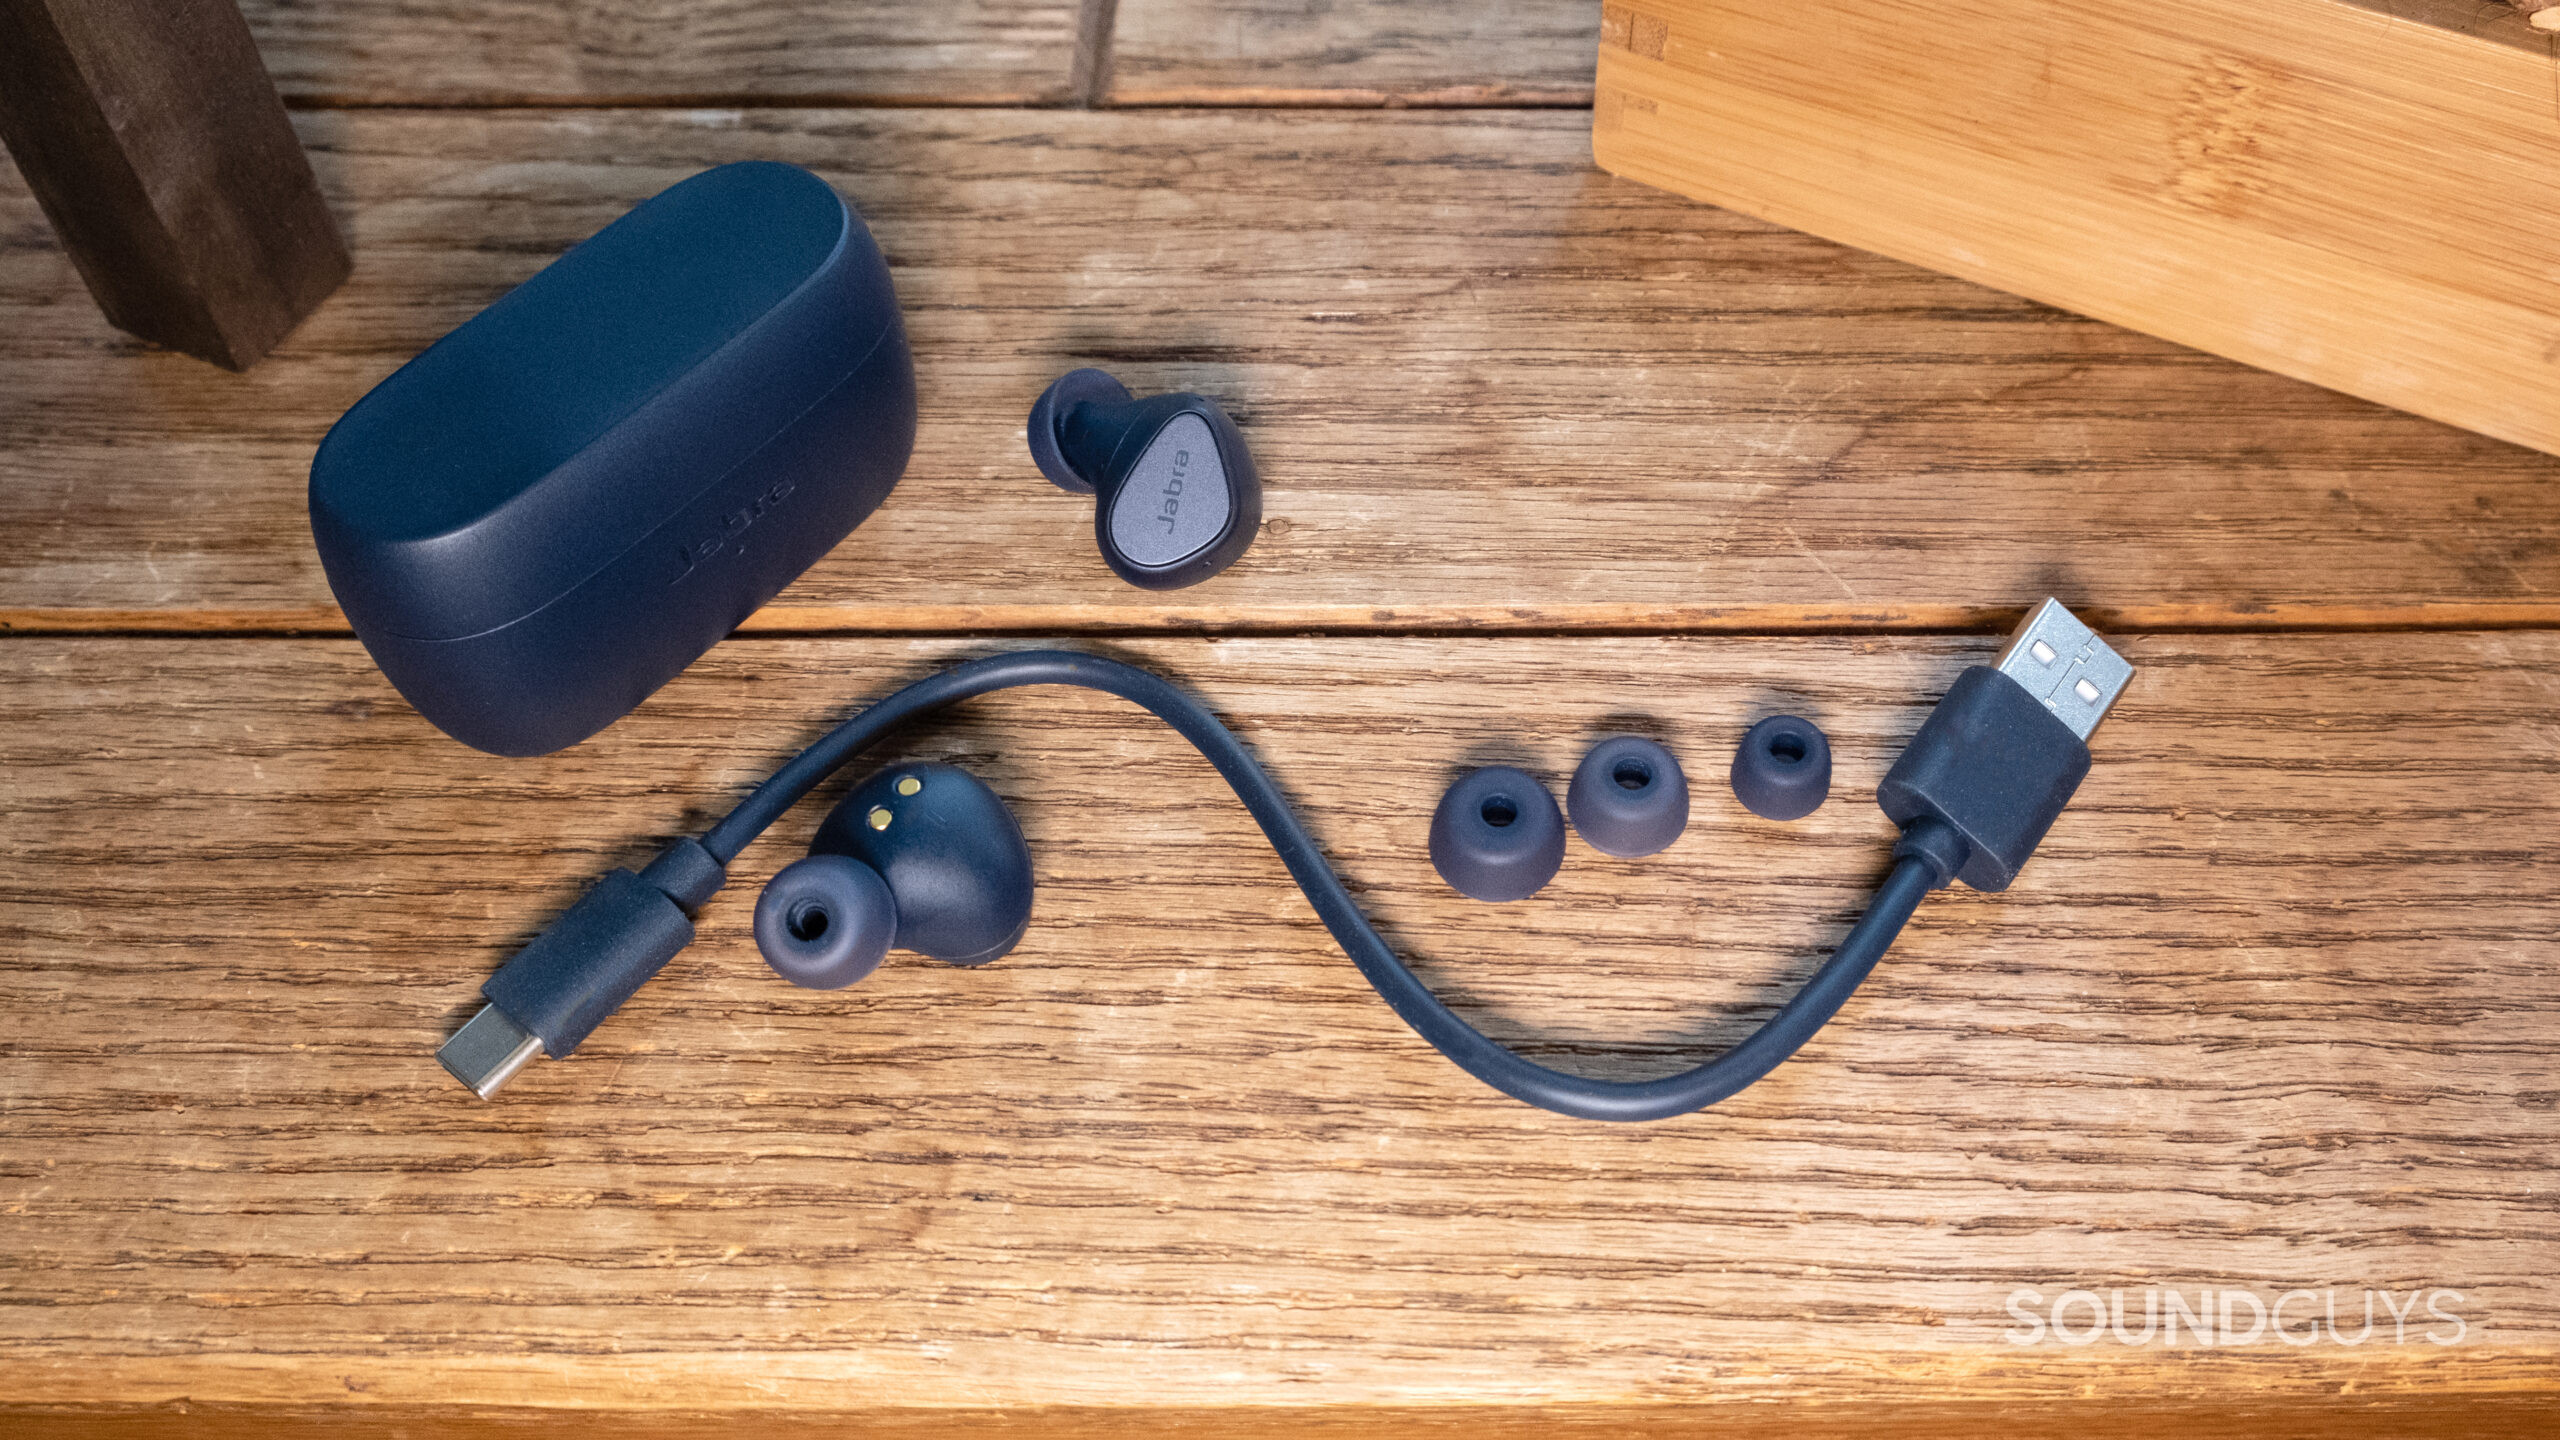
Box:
<box><xmin>1429</xmin><ymin>765</ymin><xmax>1565</xmax><ymax>902</ymax></box>
<box><xmin>755</xmin><ymin>853</ymin><xmax>896</xmax><ymax>989</ymax></box>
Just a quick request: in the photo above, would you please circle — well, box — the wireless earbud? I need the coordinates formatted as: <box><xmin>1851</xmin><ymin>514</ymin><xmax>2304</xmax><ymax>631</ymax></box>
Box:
<box><xmin>754</xmin><ymin>762</ymin><xmax>1035</xmax><ymax>988</ymax></box>
<box><xmin>1028</xmin><ymin>367</ymin><xmax>1261</xmax><ymax>590</ymax></box>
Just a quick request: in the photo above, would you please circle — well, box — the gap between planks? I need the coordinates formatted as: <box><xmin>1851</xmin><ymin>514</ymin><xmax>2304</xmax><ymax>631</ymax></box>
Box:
<box><xmin>259</xmin><ymin>0</ymin><xmax>1599</xmax><ymax>111</ymax></box>
<box><xmin>272</xmin><ymin>93</ymin><xmax>1600</xmax><ymax>111</ymax></box>
<box><xmin>6</xmin><ymin>601</ymin><xmax>2560</xmax><ymax>640</ymax></box>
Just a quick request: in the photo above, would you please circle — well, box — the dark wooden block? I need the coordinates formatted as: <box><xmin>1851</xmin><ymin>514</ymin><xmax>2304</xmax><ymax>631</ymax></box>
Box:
<box><xmin>0</xmin><ymin>0</ymin><xmax>348</xmax><ymax>369</ymax></box>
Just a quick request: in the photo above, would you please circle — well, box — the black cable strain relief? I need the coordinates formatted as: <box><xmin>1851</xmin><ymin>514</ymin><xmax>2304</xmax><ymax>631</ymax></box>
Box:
<box><xmin>1892</xmin><ymin>817</ymin><xmax>1971</xmax><ymax>890</ymax></box>
<box><xmin>639</xmin><ymin>838</ymin><xmax>727</xmax><ymax>911</ymax></box>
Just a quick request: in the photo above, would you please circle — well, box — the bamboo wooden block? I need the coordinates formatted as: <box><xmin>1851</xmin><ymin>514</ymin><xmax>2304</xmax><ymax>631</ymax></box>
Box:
<box><xmin>1590</xmin><ymin>0</ymin><xmax>2560</xmax><ymax>458</ymax></box>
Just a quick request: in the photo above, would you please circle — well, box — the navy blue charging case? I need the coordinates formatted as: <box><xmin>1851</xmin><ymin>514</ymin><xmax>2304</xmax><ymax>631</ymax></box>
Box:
<box><xmin>309</xmin><ymin>162</ymin><xmax>915</xmax><ymax>756</ymax></box>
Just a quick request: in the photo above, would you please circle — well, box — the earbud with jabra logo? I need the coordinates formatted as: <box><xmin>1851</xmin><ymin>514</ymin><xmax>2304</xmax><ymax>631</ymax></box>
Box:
<box><xmin>1027</xmin><ymin>367</ymin><xmax>1261</xmax><ymax>589</ymax></box>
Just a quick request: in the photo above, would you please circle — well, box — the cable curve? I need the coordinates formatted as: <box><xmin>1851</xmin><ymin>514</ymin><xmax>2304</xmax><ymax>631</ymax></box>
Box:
<box><xmin>701</xmin><ymin>649</ymin><xmax>1932</xmax><ymax>1122</ymax></box>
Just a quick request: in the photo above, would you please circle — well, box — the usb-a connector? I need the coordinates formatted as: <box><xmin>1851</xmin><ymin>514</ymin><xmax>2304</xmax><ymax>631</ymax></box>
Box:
<box><xmin>1877</xmin><ymin>598</ymin><xmax>2134</xmax><ymax>893</ymax></box>
<box><xmin>1992</xmin><ymin>597</ymin><xmax>2134</xmax><ymax>741</ymax></box>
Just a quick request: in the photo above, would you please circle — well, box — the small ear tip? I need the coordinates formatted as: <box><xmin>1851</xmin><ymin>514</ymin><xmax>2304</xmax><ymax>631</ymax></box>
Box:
<box><xmin>755</xmin><ymin>853</ymin><xmax>896</xmax><ymax>989</ymax></box>
<box><xmin>1731</xmin><ymin>715</ymin><xmax>1832</xmax><ymax>822</ymax></box>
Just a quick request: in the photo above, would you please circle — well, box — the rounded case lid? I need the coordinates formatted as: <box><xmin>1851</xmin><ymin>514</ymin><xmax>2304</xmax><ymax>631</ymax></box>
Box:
<box><xmin>309</xmin><ymin>162</ymin><xmax>892</xmax><ymax>640</ymax></box>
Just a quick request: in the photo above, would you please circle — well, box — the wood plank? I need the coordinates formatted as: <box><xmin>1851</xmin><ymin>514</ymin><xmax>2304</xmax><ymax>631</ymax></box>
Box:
<box><xmin>237</xmin><ymin>0</ymin><xmax>1080</xmax><ymax>106</ymax></box>
<box><xmin>2</xmin><ymin>633</ymin><xmax>2554</xmax><ymax>1416</ymax></box>
<box><xmin>1105</xmin><ymin>0</ymin><xmax>1599</xmax><ymax>104</ymax></box>
<box><xmin>4</xmin><ymin>110</ymin><xmax>2558</xmax><ymax>634</ymax></box>
<box><xmin>0</xmin><ymin>0</ymin><xmax>348</xmax><ymax>369</ymax></box>
<box><xmin>1591</xmin><ymin>0</ymin><xmax>2560</xmax><ymax>460</ymax></box>
<box><xmin>7</xmin><ymin>1399</ymin><xmax>2559</xmax><ymax>1437</ymax></box>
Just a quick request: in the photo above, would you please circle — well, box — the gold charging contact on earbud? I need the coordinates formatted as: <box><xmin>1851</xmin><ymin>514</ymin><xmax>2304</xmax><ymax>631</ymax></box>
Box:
<box><xmin>867</xmin><ymin>806</ymin><xmax>892</xmax><ymax>830</ymax></box>
<box><xmin>896</xmin><ymin>776</ymin><xmax>922</xmax><ymax>796</ymax></box>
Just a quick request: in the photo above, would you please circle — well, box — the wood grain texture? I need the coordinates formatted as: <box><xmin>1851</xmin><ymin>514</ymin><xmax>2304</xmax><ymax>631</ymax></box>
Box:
<box><xmin>2</xmin><ymin>634</ymin><xmax>2554</xmax><ymax>1416</ymax></box>
<box><xmin>1592</xmin><ymin>0</ymin><xmax>2560</xmax><ymax>459</ymax></box>
<box><xmin>237</xmin><ymin>0</ymin><xmax>1080</xmax><ymax>106</ymax></box>
<box><xmin>1106</xmin><ymin>0</ymin><xmax>1599</xmax><ymax>104</ymax></box>
<box><xmin>5</xmin><ymin>109</ymin><xmax>2559</xmax><ymax>634</ymax></box>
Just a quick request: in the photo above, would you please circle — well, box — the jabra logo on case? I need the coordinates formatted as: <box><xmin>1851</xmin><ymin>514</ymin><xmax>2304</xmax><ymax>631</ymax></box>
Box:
<box><xmin>671</xmin><ymin>476</ymin><xmax>797</xmax><ymax>584</ymax></box>
<box><xmin>1155</xmin><ymin>448</ymin><xmax>1190</xmax><ymax>532</ymax></box>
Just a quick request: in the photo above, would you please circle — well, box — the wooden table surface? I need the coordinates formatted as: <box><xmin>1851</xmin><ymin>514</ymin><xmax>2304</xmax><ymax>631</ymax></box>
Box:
<box><xmin>3</xmin><ymin>2</ymin><xmax>2555</xmax><ymax>1433</ymax></box>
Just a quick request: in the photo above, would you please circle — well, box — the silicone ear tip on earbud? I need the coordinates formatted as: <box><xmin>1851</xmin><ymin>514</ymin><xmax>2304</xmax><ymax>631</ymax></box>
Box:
<box><xmin>1027</xmin><ymin>367</ymin><xmax>1133</xmax><ymax>494</ymax></box>
<box><xmin>1568</xmin><ymin>735</ymin><xmax>1689</xmax><ymax>858</ymax></box>
<box><xmin>755</xmin><ymin>853</ymin><xmax>897</xmax><ymax>989</ymax></box>
<box><xmin>1429</xmin><ymin>765</ymin><xmax>1566</xmax><ymax>902</ymax></box>
<box><xmin>1731</xmin><ymin>715</ymin><xmax>1832</xmax><ymax>821</ymax></box>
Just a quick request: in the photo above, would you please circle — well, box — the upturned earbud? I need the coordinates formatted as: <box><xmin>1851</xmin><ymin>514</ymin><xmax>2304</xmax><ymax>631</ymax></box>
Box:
<box><xmin>1027</xmin><ymin>367</ymin><xmax>1261</xmax><ymax>590</ymax></box>
<box><xmin>754</xmin><ymin>762</ymin><xmax>1035</xmax><ymax>988</ymax></box>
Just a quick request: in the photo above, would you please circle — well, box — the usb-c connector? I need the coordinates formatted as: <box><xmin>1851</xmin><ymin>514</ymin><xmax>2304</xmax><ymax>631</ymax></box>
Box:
<box><xmin>436</xmin><ymin>838</ymin><xmax>728</xmax><ymax>1098</ymax></box>
<box><xmin>436</xmin><ymin>1004</ymin><xmax>544</xmax><ymax>1099</ymax></box>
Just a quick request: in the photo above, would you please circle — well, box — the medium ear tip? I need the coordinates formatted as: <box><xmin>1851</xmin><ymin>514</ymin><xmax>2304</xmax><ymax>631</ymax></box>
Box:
<box><xmin>810</xmin><ymin>762</ymin><xmax>1036</xmax><ymax>966</ymax></box>
<box><xmin>1027</xmin><ymin>367</ymin><xmax>1132</xmax><ymax>494</ymax></box>
<box><xmin>1568</xmin><ymin>735</ymin><xmax>1690</xmax><ymax>858</ymax></box>
<box><xmin>754</xmin><ymin>853</ymin><xmax>896</xmax><ymax>989</ymax></box>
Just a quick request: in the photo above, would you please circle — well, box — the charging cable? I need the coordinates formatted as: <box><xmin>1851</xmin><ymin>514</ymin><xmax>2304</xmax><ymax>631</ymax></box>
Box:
<box><xmin>437</xmin><ymin>600</ymin><xmax>2133</xmax><ymax>1120</ymax></box>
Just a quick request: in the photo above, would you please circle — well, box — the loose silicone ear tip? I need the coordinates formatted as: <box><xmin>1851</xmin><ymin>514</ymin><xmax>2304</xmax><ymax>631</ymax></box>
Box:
<box><xmin>1027</xmin><ymin>367</ymin><xmax>1134</xmax><ymax>494</ymax></box>
<box><xmin>755</xmin><ymin>853</ymin><xmax>897</xmax><ymax>989</ymax></box>
<box><xmin>1429</xmin><ymin>765</ymin><xmax>1566</xmax><ymax>902</ymax></box>
<box><xmin>1567</xmin><ymin>735</ymin><xmax>1689</xmax><ymax>858</ymax></box>
<box><xmin>1731</xmin><ymin>715</ymin><xmax>1832</xmax><ymax>821</ymax></box>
